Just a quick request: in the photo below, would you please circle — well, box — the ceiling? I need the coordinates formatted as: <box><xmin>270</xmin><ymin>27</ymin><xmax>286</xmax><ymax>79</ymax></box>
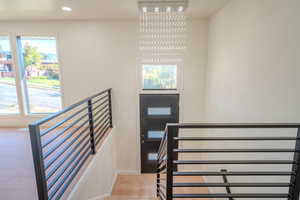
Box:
<box><xmin>0</xmin><ymin>0</ymin><xmax>229</xmax><ymax>21</ymax></box>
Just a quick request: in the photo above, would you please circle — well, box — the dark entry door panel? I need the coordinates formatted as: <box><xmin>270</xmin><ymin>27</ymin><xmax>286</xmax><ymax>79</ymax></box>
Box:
<box><xmin>140</xmin><ymin>94</ymin><xmax>179</xmax><ymax>173</ymax></box>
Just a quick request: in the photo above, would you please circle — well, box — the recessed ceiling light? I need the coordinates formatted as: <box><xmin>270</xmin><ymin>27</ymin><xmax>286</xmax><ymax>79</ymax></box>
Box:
<box><xmin>62</xmin><ymin>6</ymin><xmax>72</xmax><ymax>12</ymax></box>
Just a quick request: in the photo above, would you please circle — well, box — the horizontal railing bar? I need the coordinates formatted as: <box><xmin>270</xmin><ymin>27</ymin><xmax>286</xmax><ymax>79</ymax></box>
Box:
<box><xmin>172</xmin><ymin>193</ymin><xmax>289</xmax><ymax>198</ymax></box>
<box><xmin>174</xmin><ymin>148</ymin><xmax>297</xmax><ymax>153</ymax></box>
<box><xmin>93</xmin><ymin>108</ymin><xmax>109</xmax><ymax>124</ymax></box>
<box><xmin>92</xmin><ymin>95</ymin><xmax>108</xmax><ymax>105</ymax></box>
<box><xmin>158</xmin><ymin>160</ymin><xmax>167</xmax><ymax>168</ymax></box>
<box><xmin>31</xmin><ymin>89</ymin><xmax>111</xmax><ymax>126</ymax></box>
<box><xmin>48</xmin><ymin>148</ymin><xmax>90</xmax><ymax>200</ymax></box>
<box><xmin>41</xmin><ymin>106</ymin><xmax>88</xmax><ymax>137</ymax></box>
<box><xmin>167</xmin><ymin>123</ymin><xmax>300</xmax><ymax>129</ymax></box>
<box><xmin>158</xmin><ymin>150</ymin><xmax>167</xmax><ymax>162</ymax></box>
<box><xmin>47</xmin><ymin>145</ymin><xmax>91</xmax><ymax>191</ymax></box>
<box><xmin>159</xmin><ymin>167</ymin><xmax>167</xmax><ymax>174</ymax></box>
<box><xmin>158</xmin><ymin>189</ymin><xmax>166</xmax><ymax>200</ymax></box>
<box><xmin>95</xmin><ymin>127</ymin><xmax>107</xmax><ymax>144</ymax></box>
<box><xmin>42</xmin><ymin>113</ymin><xmax>89</xmax><ymax>148</ymax></box>
<box><xmin>46</xmin><ymin>135</ymin><xmax>90</xmax><ymax>179</ymax></box>
<box><xmin>45</xmin><ymin>126</ymin><xmax>89</xmax><ymax>170</ymax></box>
<box><xmin>92</xmin><ymin>101</ymin><xmax>108</xmax><ymax>113</ymax></box>
<box><xmin>49</xmin><ymin>150</ymin><xmax>90</xmax><ymax>200</ymax></box>
<box><xmin>175</xmin><ymin>137</ymin><xmax>299</xmax><ymax>141</ymax></box>
<box><xmin>173</xmin><ymin>171</ymin><xmax>294</xmax><ymax>176</ymax></box>
<box><xmin>158</xmin><ymin>164</ymin><xmax>167</xmax><ymax>172</ymax></box>
<box><xmin>94</xmin><ymin>120</ymin><xmax>110</xmax><ymax>136</ymax></box>
<box><xmin>157</xmin><ymin>183</ymin><xmax>166</xmax><ymax>190</ymax></box>
<box><xmin>174</xmin><ymin>160</ymin><xmax>296</xmax><ymax>165</ymax></box>
<box><xmin>158</xmin><ymin>131</ymin><xmax>167</xmax><ymax>155</ymax></box>
<box><xmin>93</xmin><ymin>114</ymin><xmax>110</xmax><ymax>132</ymax></box>
<box><xmin>43</xmin><ymin>119</ymin><xmax>89</xmax><ymax>159</ymax></box>
<box><xmin>95</xmin><ymin>124</ymin><xmax>110</xmax><ymax>146</ymax></box>
<box><xmin>158</xmin><ymin>139</ymin><xmax>167</xmax><ymax>157</ymax></box>
<box><xmin>173</xmin><ymin>182</ymin><xmax>291</xmax><ymax>187</ymax></box>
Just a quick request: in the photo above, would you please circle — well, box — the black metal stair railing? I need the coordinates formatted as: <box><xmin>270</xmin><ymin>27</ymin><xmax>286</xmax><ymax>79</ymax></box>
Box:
<box><xmin>157</xmin><ymin>123</ymin><xmax>300</xmax><ymax>200</ymax></box>
<box><xmin>29</xmin><ymin>88</ymin><xmax>113</xmax><ymax>200</ymax></box>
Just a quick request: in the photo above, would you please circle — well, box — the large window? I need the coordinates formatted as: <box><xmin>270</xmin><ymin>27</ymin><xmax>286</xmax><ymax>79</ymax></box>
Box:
<box><xmin>17</xmin><ymin>36</ymin><xmax>62</xmax><ymax>113</ymax></box>
<box><xmin>0</xmin><ymin>35</ymin><xmax>62</xmax><ymax>115</ymax></box>
<box><xmin>0</xmin><ymin>36</ymin><xmax>19</xmax><ymax>114</ymax></box>
<box><xmin>142</xmin><ymin>64</ymin><xmax>177</xmax><ymax>90</ymax></box>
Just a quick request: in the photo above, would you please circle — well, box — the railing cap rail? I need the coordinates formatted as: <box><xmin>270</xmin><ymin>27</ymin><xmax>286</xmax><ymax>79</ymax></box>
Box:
<box><xmin>166</xmin><ymin>123</ymin><xmax>300</xmax><ymax>129</ymax></box>
<box><xmin>30</xmin><ymin>88</ymin><xmax>112</xmax><ymax>127</ymax></box>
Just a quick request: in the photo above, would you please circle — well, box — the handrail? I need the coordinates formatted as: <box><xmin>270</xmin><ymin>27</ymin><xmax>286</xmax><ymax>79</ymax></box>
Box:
<box><xmin>29</xmin><ymin>88</ymin><xmax>113</xmax><ymax>200</ymax></box>
<box><xmin>157</xmin><ymin>123</ymin><xmax>300</xmax><ymax>200</ymax></box>
<box><xmin>31</xmin><ymin>89</ymin><xmax>111</xmax><ymax>126</ymax></box>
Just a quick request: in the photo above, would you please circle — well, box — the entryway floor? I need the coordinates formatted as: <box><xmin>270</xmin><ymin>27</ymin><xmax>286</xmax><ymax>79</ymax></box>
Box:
<box><xmin>106</xmin><ymin>174</ymin><xmax>212</xmax><ymax>200</ymax></box>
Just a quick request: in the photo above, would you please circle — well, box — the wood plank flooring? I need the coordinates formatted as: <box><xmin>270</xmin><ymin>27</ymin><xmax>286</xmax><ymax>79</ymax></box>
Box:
<box><xmin>0</xmin><ymin>128</ymin><xmax>38</xmax><ymax>200</ymax></box>
<box><xmin>106</xmin><ymin>174</ymin><xmax>212</xmax><ymax>200</ymax></box>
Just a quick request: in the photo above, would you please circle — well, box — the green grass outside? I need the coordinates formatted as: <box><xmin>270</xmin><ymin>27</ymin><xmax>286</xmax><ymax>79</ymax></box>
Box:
<box><xmin>0</xmin><ymin>76</ymin><xmax>60</xmax><ymax>90</ymax></box>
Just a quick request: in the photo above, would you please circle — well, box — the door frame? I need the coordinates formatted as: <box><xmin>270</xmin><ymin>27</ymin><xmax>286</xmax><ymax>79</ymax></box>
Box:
<box><xmin>139</xmin><ymin>93</ymin><xmax>180</xmax><ymax>173</ymax></box>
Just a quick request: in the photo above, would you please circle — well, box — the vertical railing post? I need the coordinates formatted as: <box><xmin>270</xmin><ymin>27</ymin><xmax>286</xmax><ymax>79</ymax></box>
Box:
<box><xmin>156</xmin><ymin>161</ymin><xmax>160</xmax><ymax>197</ymax></box>
<box><xmin>221</xmin><ymin>169</ymin><xmax>234</xmax><ymax>200</ymax></box>
<box><xmin>166</xmin><ymin>125</ymin><xmax>177</xmax><ymax>200</ymax></box>
<box><xmin>289</xmin><ymin>127</ymin><xmax>300</xmax><ymax>200</ymax></box>
<box><xmin>29</xmin><ymin>124</ymin><xmax>49</xmax><ymax>200</ymax></box>
<box><xmin>108</xmin><ymin>89</ymin><xmax>113</xmax><ymax>128</ymax></box>
<box><xmin>88</xmin><ymin>100</ymin><xmax>96</xmax><ymax>154</ymax></box>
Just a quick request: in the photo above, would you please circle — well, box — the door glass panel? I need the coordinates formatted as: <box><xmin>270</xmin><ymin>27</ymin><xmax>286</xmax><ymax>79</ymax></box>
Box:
<box><xmin>148</xmin><ymin>107</ymin><xmax>171</xmax><ymax>115</ymax></box>
<box><xmin>17</xmin><ymin>36</ymin><xmax>62</xmax><ymax>114</ymax></box>
<box><xmin>148</xmin><ymin>153</ymin><xmax>158</xmax><ymax>161</ymax></box>
<box><xmin>0</xmin><ymin>36</ymin><xmax>19</xmax><ymax>114</ymax></box>
<box><xmin>148</xmin><ymin>130</ymin><xmax>164</xmax><ymax>139</ymax></box>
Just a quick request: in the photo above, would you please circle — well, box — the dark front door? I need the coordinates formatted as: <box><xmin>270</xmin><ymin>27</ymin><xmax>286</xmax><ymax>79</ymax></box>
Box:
<box><xmin>140</xmin><ymin>94</ymin><xmax>179</xmax><ymax>173</ymax></box>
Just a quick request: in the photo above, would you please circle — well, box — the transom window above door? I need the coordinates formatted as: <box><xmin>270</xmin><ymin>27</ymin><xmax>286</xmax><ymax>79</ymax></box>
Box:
<box><xmin>142</xmin><ymin>64</ymin><xmax>177</xmax><ymax>90</ymax></box>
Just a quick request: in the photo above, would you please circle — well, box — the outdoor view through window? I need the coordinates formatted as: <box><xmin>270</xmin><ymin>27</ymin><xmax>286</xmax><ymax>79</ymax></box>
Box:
<box><xmin>18</xmin><ymin>36</ymin><xmax>62</xmax><ymax>113</ymax></box>
<box><xmin>143</xmin><ymin>65</ymin><xmax>177</xmax><ymax>90</ymax></box>
<box><xmin>0</xmin><ymin>36</ymin><xmax>19</xmax><ymax>113</ymax></box>
<box><xmin>0</xmin><ymin>36</ymin><xmax>62</xmax><ymax>114</ymax></box>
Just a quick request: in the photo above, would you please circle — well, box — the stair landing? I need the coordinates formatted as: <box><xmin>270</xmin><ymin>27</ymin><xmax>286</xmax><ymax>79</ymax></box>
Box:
<box><xmin>106</xmin><ymin>174</ymin><xmax>212</xmax><ymax>200</ymax></box>
<box><xmin>106</xmin><ymin>174</ymin><xmax>157</xmax><ymax>200</ymax></box>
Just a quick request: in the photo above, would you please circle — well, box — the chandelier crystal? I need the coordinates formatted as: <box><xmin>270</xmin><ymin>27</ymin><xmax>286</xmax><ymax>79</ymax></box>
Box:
<box><xmin>139</xmin><ymin>0</ymin><xmax>188</xmax><ymax>63</ymax></box>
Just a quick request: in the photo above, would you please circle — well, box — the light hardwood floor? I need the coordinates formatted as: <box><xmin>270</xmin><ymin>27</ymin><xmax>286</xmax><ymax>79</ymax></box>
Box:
<box><xmin>0</xmin><ymin>128</ymin><xmax>38</xmax><ymax>200</ymax></box>
<box><xmin>106</xmin><ymin>174</ymin><xmax>212</xmax><ymax>200</ymax></box>
<box><xmin>0</xmin><ymin>129</ymin><xmax>212</xmax><ymax>200</ymax></box>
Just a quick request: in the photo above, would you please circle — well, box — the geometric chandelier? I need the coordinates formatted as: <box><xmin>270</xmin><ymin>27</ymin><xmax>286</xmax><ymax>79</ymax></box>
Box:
<box><xmin>138</xmin><ymin>0</ymin><xmax>188</xmax><ymax>63</ymax></box>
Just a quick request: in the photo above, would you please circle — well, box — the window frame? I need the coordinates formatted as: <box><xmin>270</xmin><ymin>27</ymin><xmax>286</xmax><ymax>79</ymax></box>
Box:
<box><xmin>0</xmin><ymin>33</ymin><xmax>64</xmax><ymax>117</ymax></box>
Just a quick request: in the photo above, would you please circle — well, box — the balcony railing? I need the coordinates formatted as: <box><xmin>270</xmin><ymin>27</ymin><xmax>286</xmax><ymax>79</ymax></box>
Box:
<box><xmin>29</xmin><ymin>88</ymin><xmax>113</xmax><ymax>200</ymax></box>
<box><xmin>157</xmin><ymin>123</ymin><xmax>300</xmax><ymax>200</ymax></box>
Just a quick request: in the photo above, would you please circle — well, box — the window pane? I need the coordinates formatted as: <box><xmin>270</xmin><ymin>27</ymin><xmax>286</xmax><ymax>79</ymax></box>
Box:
<box><xmin>18</xmin><ymin>36</ymin><xmax>62</xmax><ymax>113</ymax></box>
<box><xmin>148</xmin><ymin>153</ymin><xmax>158</xmax><ymax>161</ymax></box>
<box><xmin>148</xmin><ymin>130</ymin><xmax>164</xmax><ymax>139</ymax></box>
<box><xmin>0</xmin><ymin>36</ymin><xmax>19</xmax><ymax>114</ymax></box>
<box><xmin>148</xmin><ymin>107</ymin><xmax>171</xmax><ymax>116</ymax></box>
<box><xmin>143</xmin><ymin>64</ymin><xmax>177</xmax><ymax>90</ymax></box>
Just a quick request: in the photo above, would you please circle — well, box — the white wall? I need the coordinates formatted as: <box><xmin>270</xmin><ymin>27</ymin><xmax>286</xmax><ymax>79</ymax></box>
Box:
<box><xmin>68</xmin><ymin>129</ymin><xmax>117</xmax><ymax>200</ymax></box>
<box><xmin>201</xmin><ymin>0</ymin><xmax>300</xmax><ymax>197</ymax></box>
<box><xmin>0</xmin><ymin>19</ymin><xmax>208</xmax><ymax>173</ymax></box>
<box><xmin>205</xmin><ymin>0</ymin><xmax>300</xmax><ymax>123</ymax></box>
